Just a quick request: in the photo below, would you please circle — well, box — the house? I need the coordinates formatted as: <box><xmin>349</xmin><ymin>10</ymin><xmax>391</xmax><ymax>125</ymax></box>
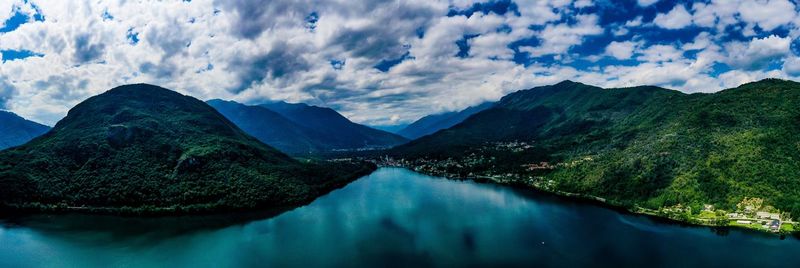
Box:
<box><xmin>756</xmin><ymin>212</ymin><xmax>780</xmax><ymax>220</ymax></box>
<box><xmin>770</xmin><ymin>220</ymin><xmax>781</xmax><ymax>232</ymax></box>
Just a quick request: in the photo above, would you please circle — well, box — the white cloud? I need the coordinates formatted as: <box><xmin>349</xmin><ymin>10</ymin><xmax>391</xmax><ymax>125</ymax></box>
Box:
<box><xmin>637</xmin><ymin>0</ymin><xmax>659</xmax><ymax>7</ymax></box>
<box><xmin>625</xmin><ymin>16</ymin><xmax>643</xmax><ymax>27</ymax></box>
<box><xmin>0</xmin><ymin>0</ymin><xmax>798</xmax><ymax>126</ymax></box>
<box><xmin>739</xmin><ymin>0</ymin><xmax>796</xmax><ymax>31</ymax></box>
<box><xmin>637</xmin><ymin>45</ymin><xmax>683</xmax><ymax>63</ymax></box>
<box><xmin>691</xmin><ymin>3</ymin><xmax>717</xmax><ymax>28</ymax></box>
<box><xmin>724</xmin><ymin>35</ymin><xmax>791</xmax><ymax>70</ymax></box>
<box><xmin>782</xmin><ymin>56</ymin><xmax>800</xmax><ymax>76</ymax></box>
<box><xmin>605</xmin><ymin>41</ymin><xmax>637</xmax><ymax>60</ymax></box>
<box><xmin>653</xmin><ymin>5</ymin><xmax>693</xmax><ymax>30</ymax></box>
<box><xmin>573</xmin><ymin>0</ymin><xmax>593</xmax><ymax>8</ymax></box>
<box><xmin>520</xmin><ymin>14</ymin><xmax>603</xmax><ymax>57</ymax></box>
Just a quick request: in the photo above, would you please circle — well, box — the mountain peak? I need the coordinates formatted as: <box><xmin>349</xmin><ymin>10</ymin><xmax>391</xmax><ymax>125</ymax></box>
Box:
<box><xmin>0</xmin><ymin>84</ymin><xmax>373</xmax><ymax>213</ymax></box>
<box><xmin>554</xmin><ymin>80</ymin><xmax>579</xmax><ymax>86</ymax></box>
<box><xmin>206</xmin><ymin>100</ymin><xmax>408</xmax><ymax>153</ymax></box>
<box><xmin>0</xmin><ymin>110</ymin><xmax>50</xmax><ymax>150</ymax></box>
<box><xmin>739</xmin><ymin>78</ymin><xmax>799</xmax><ymax>88</ymax></box>
<box><xmin>107</xmin><ymin>83</ymin><xmax>173</xmax><ymax>94</ymax></box>
<box><xmin>552</xmin><ymin>80</ymin><xmax>594</xmax><ymax>89</ymax></box>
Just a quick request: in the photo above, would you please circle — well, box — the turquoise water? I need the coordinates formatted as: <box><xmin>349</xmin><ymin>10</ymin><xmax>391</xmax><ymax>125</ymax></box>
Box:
<box><xmin>2</xmin><ymin>167</ymin><xmax>799</xmax><ymax>267</ymax></box>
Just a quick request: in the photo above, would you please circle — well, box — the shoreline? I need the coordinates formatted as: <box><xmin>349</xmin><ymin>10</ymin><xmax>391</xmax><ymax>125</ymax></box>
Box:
<box><xmin>0</xmin><ymin>163</ymin><xmax>376</xmax><ymax>217</ymax></box>
<box><xmin>388</xmin><ymin>165</ymin><xmax>799</xmax><ymax>237</ymax></box>
<box><xmin>2</xmin><ymin>164</ymin><xmax>796</xmax><ymax>238</ymax></box>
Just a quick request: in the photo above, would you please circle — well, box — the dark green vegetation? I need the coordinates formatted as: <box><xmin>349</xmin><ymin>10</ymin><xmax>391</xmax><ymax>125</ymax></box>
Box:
<box><xmin>0</xmin><ymin>84</ymin><xmax>375</xmax><ymax>214</ymax></box>
<box><xmin>260</xmin><ymin>101</ymin><xmax>408</xmax><ymax>151</ymax></box>
<box><xmin>0</xmin><ymin>111</ymin><xmax>50</xmax><ymax>150</ymax></box>
<box><xmin>392</xmin><ymin>79</ymin><xmax>800</xmax><ymax>218</ymax></box>
<box><xmin>397</xmin><ymin>102</ymin><xmax>494</xmax><ymax>139</ymax></box>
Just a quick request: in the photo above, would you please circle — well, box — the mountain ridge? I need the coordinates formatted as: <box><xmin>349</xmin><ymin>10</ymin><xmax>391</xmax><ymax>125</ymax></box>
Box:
<box><xmin>390</xmin><ymin>78</ymin><xmax>800</xmax><ymax>217</ymax></box>
<box><xmin>397</xmin><ymin>102</ymin><xmax>494</xmax><ymax>140</ymax></box>
<box><xmin>207</xmin><ymin>99</ymin><xmax>325</xmax><ymax>155</ymax></box>
<box><xmin>0</xmin><ymin>84</ymin><xmax>374</xmax><ymax>214</ymax></box>
<box><xmin>259</xmin><ymin>101</ymin><xmax>408</xmax><ymax>150</ymax></box>
<box><xmin>0</xmin><ymin>110</ymin><xmax>50</xmax><ymax>150</ymax></box>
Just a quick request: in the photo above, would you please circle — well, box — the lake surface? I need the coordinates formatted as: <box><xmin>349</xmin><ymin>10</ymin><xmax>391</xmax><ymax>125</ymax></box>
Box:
<box><xmin>2</xmin><ymin>167</ymin><xmax>800</xmax><ymax>267</ymax></box>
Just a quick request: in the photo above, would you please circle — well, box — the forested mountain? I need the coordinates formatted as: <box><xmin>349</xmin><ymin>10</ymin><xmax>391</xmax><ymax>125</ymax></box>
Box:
<box><xmin>260</xmin><ymin>101</ymin><xmax>407</xmax><ymax>150</ymax></box>
<box><xmin>0</xmin><ymin>111</ymin><xmax>50</xmax><ymax>150</ymax></box>
<box><xmin>397</xmin><ymin>102</ymin><xmax>494</xmax><ymax>140</ymax></box>
<box><xmin>0</xmin><ymin>84</ymin><xmax>374</xmax><ymax>214</ymax></box>
<box><xmin>391</xmin><ymin>79</ymin><xmax>800</xmax><ymax>217</ymax></box>
<box><xmin>207</xmin><ymin>99</ymin><xmax>324</xmax><ymax>155</ymax></box>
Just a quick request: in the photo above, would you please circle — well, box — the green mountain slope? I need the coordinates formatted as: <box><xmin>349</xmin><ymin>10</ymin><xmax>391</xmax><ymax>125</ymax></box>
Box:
<box><xmin>392</xmin><ymin>79</ymin><xmax>800</xmax><ymax>216</ymax></box>
<box><xmin>0</xmin><ymin>84</ymin><xmax>374</xmax><ymax>214</ymax></box>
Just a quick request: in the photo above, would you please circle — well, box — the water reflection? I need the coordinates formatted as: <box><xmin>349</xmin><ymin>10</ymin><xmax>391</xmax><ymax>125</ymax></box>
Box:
<box><xmin>1</xmin><ymin>167</ymin><xmax>799</xmax><ymax>268</ymax></box>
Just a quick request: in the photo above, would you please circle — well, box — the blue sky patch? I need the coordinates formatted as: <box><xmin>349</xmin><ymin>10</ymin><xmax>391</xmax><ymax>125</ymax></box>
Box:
<box><xmin>0</xmin><ymin>10</ymin><xmax>30</xmax><ymax>33</ymax></box>
<box><xmin>330</xmin><ymin>59</ymin><xmax>345</xmax><ymax>70</ymax></box>
<box><xmin>448</xmin><ymin>0</ymin><xmax>519</xmax><ymax>18</ymax></box>
<box><xmin>456</xmin><ymin>34</ymin><xmax>480</xmax><ymax>58</ymax></box>
<box><xmin>127</xmin><ymin>28</ymin><xmax>140</xmax><ymax>45</ymax></box>
<box><xmin>1</xmin><ymin>49</ymin><xmax>43</xmax><ymax>62</ymax></box>
<box><xmin>305</xmin><ymin>12</ymin><xmax>319</xmax><ymax>31</ymax></box>
<box><xmin>374</xmin><ymin>52</ymin><xmax>413</xmax><ymax>72</ymax></box>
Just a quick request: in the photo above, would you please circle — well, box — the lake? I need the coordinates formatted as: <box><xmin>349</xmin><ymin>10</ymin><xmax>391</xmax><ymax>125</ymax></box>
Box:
<box><xmin>2</xmin><ymin>167</ymin><xmax>799</xmax><ymax>267</ymax></box>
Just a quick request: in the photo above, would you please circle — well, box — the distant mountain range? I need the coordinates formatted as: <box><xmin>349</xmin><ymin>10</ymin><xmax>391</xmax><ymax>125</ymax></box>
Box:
<box><xmin>369</xmin><ymin>124</ymin><xmax>409</xmax><ymax>134</ymax></box>
<box><xmin>0</xmin><ymin>84</ymin><xmax>373</xmax><ymax>214</ymax></box>
<box><xmin>208</xmin><ymin>100</ymin><xmax>407</xmax><ymax>155</ymax></box>
<box><xmin>207</xmin><ymin>100</ymin><xmax>324</xmax><ymax>155</ymax></box>
<box><xmin>391</xmin><ymin>79</ymin><xmax>800</xmax><ymax>218</ymax></box>
<box><xmin>260</xmin><ymin>101</ymin><xmax>408</xmax><ymax>149</ymax></box>
<box><xmin>5</xmin><ymin>78</ymin><xmax>800</xmax><ymax>220</ymax></box>
<box><xmin>0</xmin><ymin>110</ymin><xmax>50</xmax><ymax>150</ymax></box>
<box><xmin>397</xmin><ymin>102</ymin><xmax>494</xmax><ymax>140</ymax></box>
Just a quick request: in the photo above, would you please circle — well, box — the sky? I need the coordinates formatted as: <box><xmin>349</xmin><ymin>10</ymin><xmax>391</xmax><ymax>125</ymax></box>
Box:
<box><xmin>1</xmin><ymin>0</ymin><xmax>800</xmax><ymax>126</ymax></box>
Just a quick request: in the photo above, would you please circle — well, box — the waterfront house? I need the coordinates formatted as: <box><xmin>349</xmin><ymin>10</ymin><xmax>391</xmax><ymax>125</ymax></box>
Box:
<box><xmin>756</xmin><ymin>212</ymin><xmax>780</xmax><ymax>220</ymax></box>
<box><xmin>770</xmin><ymin>220</ymin><xmax>781</xmax><ymax>232</ymax></box>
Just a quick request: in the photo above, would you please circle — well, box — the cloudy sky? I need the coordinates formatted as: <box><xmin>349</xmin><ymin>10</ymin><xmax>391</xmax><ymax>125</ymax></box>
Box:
<box><xmin>1</xmin><ymin>0</ymin><xmax>800</xmax><ymax>126</ymax></box>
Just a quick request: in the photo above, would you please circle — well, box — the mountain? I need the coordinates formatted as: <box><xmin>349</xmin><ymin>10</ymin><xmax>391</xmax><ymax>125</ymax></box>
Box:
<box><xmin>0</xmin><ymin>111</ymin><xmax>50</xmax><ymax>150</ymax></box>
<box><xmin>392</xmin><ymin>79</ymin><xmax>800</xmax><ymax>217</ymax></box>
<box><xmin>397</xmin><ymin>102</ymin><xmax>494</xmax><ymax>140</ymax></box>
<box><xmin>0</xmin><ymin>84</ymin><xmax>374</xmax><ymax>214</ymax></box>
<box><xmin>260</xmin><ymin>101</ymin><xmax>408</xmax><ymax>150</ymax></box>
<box><xmin>207</xmin><ymin>99</ymin><xmax>324</xmax><ymax>155</ymax></box>
<box><xmin>369</xmin><ymin>124</ymin><xmax>409</xmax><ymax>134</ymax></box>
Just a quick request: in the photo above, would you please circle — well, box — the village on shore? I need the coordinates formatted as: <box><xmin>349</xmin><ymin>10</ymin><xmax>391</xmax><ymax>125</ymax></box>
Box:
<box><xmin>367</xmin><ymin>141</ymin><xmax>797</xmax><ymax>234</ymax></box>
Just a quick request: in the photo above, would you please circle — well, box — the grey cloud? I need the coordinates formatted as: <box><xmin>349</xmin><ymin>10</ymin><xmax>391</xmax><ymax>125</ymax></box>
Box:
<box><xmin>217</xmin><ymin>0</ymin><xmax>438</xmax><ymax>61</ymax></box>
<box><xmin>0</xmin><ymin>77</ymin><xmax>16</xmax><ymax>109</ymax></box>
<box><xmin>332</xmin><ymin>26</ymin><xmax>407</xmax><ymax>59</ymax></box>
<box><xmin>73</xmin><ymin>33</ymin><xmax>106</xmax><ymax>63</ymax></box>
<box><xmin>145</xmin><ymin>24</ymin><xmax>192</xmax><ymax>58</ymax></box>
<box><xmin>139</xmin><ymin>61</ymin><xmax>177</xmax><ymax>79</ymax></box>
<box><xmin>33</xmin><ymin>75</ymin><xmax>90</xmax><ymax>102</ymax></box>
<box><xmin>229</xmin><ymin>41</ymin><xmax>311</xmax><ymax>93</ymax></box>
<box><xmin>215</xmin><ymin>0</ymin><xmax>313</xmax><ymax>39</ymax></box>
<box><xmin>329</xmin><ymin>2</ymin><xmax>439</xmax><ymax>60</ymax></box>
